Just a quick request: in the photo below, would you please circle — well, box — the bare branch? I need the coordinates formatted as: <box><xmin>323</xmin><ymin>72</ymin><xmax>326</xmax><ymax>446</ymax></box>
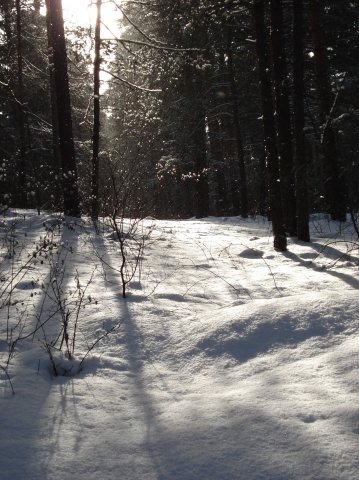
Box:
<box><xmin>102</xmin><ymin>37</ymin><xmax>202</xmax><ymax>52</ymax></box>
<box><xmin>113</xmin><ymin>1</ymin><xmax>166</xmax><ymax>46</ymax></box>
<box><xmin>101</xmin><ymin>68</ymin><xmax>161</xmax><ymax>92</ymax></box>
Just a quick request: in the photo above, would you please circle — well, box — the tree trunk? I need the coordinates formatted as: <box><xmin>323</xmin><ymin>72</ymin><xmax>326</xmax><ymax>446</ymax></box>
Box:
<box><xmin>183</xmin><ymin>63</ymin><xmax>209</xmax><ymax>218</ymax></box>
<box><xmin>207</xmin><ymin>118</ymin><xmax>227</xmax><ymax>216</ymax></box>
<box><xmin>227</xmin><ymin>27</ymin><xmax>248</xmax><ymax>218</ymax></box>
<box><xmin>91</xmin><ymin>0</ymin><xmax>101</xmax><ymax>220</ymax></box>
<box><xmin>15</xmin><ymin>0</ymin><xmax>27</xmax><ymax>207</ymax></box>
<box><xmin>253</xmin><ymin>0</ymin><xmax>287</xmax><ymax>251</ymax></box>
<box><xmin>46</xmin><ymin>0</ymin><xmax>81</xmax><ymax>217</ymax></box>
<box><xmin>309</xmin><ymin>0</ymin><xmax>347</xmax><ymax>222</ymax></box>
<box><xmin>269</xmin><ymin>0</ymin><xmax>296</xmax><ymax>235</ymax></box>
<box><xmin>193</xmin><ymin>112</ymin><xmax>209</xmax><ymax>218</ymax></box>
<box><xmin>45</xmin><ymin>0</ymin><xmax>62</xmax><ymax>207</ymax></box>
<box><xmin>293</xmin><ymin>0</ymin><xmax>310</xmax><ymax>241</ymax></box>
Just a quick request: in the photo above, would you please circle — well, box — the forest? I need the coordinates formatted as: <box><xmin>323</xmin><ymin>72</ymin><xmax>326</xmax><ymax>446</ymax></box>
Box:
<box><xmin>1</xmin><ymin>2</ymin><xmax>359</xmax><ymax>479</ymax></box>
<box><xmin>0</xmin><ymin>0</ymin><xmax>358</xmax><ymax>250</ymax></box>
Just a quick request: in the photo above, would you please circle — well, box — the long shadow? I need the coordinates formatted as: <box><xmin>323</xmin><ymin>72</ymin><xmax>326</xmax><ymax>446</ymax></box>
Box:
<box><xmin>0</xmin><ymin>213</ymin><xmax>80</xmax><ymax>479</ymax></box>
<box><xmin>90</xmin><ymin>232</ymin><xmax>359</xmax><ymax>479</ymax></box>
<box><xmin>85</xmin><ymin>230</ymin><xmax>356</xmax><ymax>480</ymax></box>
<box><xmin>89</xmin><ymin>230</ymin><xmax>172</xmax><ymax>476</ymax></box>
<box><xmin>194</xmin><ymin>313</ymin><xmax>346</xmax><ymax>363</ymax></box>
<box><xmin>4</xmin><ymin>218</ymin><xmax>356</xmax><ymax>479</ymax></box>
<box><xmin>311</xmin><ymin>240</ymin><xmax>359</xmax><ymax>263</ymax></box>
<box><xmin>283</xmin><ymin>249</ymin><xmax>359</xmax><ymax>290</ymax></box>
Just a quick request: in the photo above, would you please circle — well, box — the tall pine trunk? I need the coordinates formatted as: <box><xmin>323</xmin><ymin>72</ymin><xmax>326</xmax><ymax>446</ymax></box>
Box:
<box><xmin>193</xmin><ymin>112</ymin><xmax>209</xmax><ymax>218</ymax></box>
<box><xmin>45</xmin><ymin>0</ymin><xmax>62</xmax><ymax>207</ymax></box>
<box><xmin>15</xmin><ymin>0</ymin><xmax>27</xmax><ymax>207</ymax></box>
<box><xmin>46</xmin><ymin>0</ymin><xmax>80</xmax><ymax>217</ymax></box>
<box><xmin>269</xmin><ymin>0</ymin><xmax>296</xmax><ymax>235</ymax></box>
<box><xmin>293</xmin><ymin>0</ymin><xmax>310</xmax><ymax>241</ymax></box>
<box><xmin>207</xmin><ymin>118</ymin><xmax>227</xmax><ymax>216</ymax></box>
<box><xmin>309</xmin><ymin>0</ymin><xmax>347</xmax><ymax>222</ymax></box>
<box><xmin>91</xmin><ymin>0</ymin><xmax>101</xmax><ymax>220</ymax></box>
<box><xmin>227</xmin><ymin>27</ymin><xmax>248</xmax><ymax>218</ymax></box>
<box><xmin>253</xmin><ymin>0</ymin><xmax>287</xmax><ymax>251</ymax></box>
<box><xmin>183</xmin><ymin>64</ymin><xmax>209</xmax><ymax>218</ymax></box>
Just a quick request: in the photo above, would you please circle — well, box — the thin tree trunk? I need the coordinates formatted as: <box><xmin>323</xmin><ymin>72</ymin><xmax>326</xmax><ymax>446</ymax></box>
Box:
<box><xmin>293</xmin><ymin>0</ymin><xmax>310</xmax><ymax>241</ymax></box>
<box><xmin>46</xmin><ymin>0</ymin><xmax>80</xmax><ymax>217</ymax></box>
<box><xmin>270</xmin><ymin>0</ymin><xmax>296</xmax><ymax>235</ymax></box>
<box><xmin>309</xmin><ymin>0</ymin><xmax>346</xmax><ymax>222</ymax></box>
<box><xmin>15</xmin><ymin>0</ymin><xmax>27</xmax><ymax>207</ymax></box>
<box><xmin>253</xmin><ymin>0</ymin><xmax>287</xmax><ymax>251</ymax></box>
<box><xmin>227</xmin><ymin>27</ymin><xmax>248</xmax><ymax>218</ymax></box>
<box><xmin>91</xmin><ymin>0</ymin><xmax>102</xmax><ymax>220</ymax></box>
<box><xmin>207</xmin><ymin>117</ymin><xmax>227</xmax><ymax>216</ymax></box>
<box><xmin>183</xmin><ymin>63</ymin><xmax>209</xmax><ymax>218</ymax></box>
<box><xmin>45</xmin><ymin>0</ymin><xmax>62</xmax><ymax>206</ymax></box>
<box><xmin>193</xmin><ymin>112</ymin><xmax>209</xmax><ymax>218</ymax></box>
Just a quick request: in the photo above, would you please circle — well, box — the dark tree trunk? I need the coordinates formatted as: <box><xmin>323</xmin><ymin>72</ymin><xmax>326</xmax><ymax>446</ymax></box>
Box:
<box><xmin>253</xmin><ymin>0</ymin><xmax>287</xmax><ymax>251</ymax></box>
<box><xmin>227</xmin><ymin>27</ymin><xmax>248</xmax><ymax>218</ymax></box>
<box><xmin>193</xmin><ymin>113</ymin><xmax>209</xmax><ymax>218</ymax></box>
<box><xmin>183</xmin><ymin>63</ymin><xmax>209</xmax><ymax>218</ymax></box>
<box><xmin>217</xmin><ymin>52</ymin><xmax>240</xmax><ymax>215</ymax></box>
<box><xmin>91</xmin><ymin>0</ymin><xmax>101</xmax><ymax>220</ymax></box>
<box><xmin>221</xmin><ymin>114</ymin><xmax>240</xmax><ymax>215</ymax></box>
<box><xmin>309</xmin><ymin>0</ymin><xmax>347</xmax><ymax>222</ymax></box>
<box><xmin>45</xmin><ymin>0</ymin><xmax>62</xmax><ymax>205</ymax></box>
<box><xmin>15</xmin><ymin>0</ymin><xmax>27</xmax><ymax>207</ymax></box>
<box><xmin>269</xmin><ymin>0</ymin><xmax>296</xmax><ymax>235</ymax></box>
<box><xmin>293</xmin><ymin>0</ymin><xmax>310</xmax><ymax>241</ymax></box>
<box><xmin>207</xmin><ymin>118</ymin><xmax>227</xmax><ymax>216</ymax></box>
<box><xmin>258</xmin><ymin>149</ymin><xmax>268</xmax><ymax>216</ymax></box>
<box><xmin>46</xmin><ymin>0</ymin><xmax>80</xmax><ymax>217</ymax></box>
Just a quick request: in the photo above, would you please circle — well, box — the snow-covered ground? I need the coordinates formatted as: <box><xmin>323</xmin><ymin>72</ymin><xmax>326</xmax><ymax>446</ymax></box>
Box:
<box><xmin>1</xmin><ymin>210</ymin><xmax>359</xmax><ymax>480</ymax></box>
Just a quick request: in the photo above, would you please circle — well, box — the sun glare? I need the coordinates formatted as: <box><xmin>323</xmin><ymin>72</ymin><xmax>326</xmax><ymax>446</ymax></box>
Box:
<box><xmin>61</xmin><ymin>0</ymin><xmax>122</xmax><ymax>35</ymax></box>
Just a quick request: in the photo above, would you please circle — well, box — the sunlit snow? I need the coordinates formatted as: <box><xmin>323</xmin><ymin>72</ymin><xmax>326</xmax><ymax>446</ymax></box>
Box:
<box><xmin>1</xmin><ymin>210</ymin><xmax>358</xmax><ymax>480</ymax></box>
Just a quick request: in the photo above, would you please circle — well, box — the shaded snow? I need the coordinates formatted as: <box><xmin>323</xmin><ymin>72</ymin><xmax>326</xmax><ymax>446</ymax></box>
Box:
<box><xmin>0</xmin><ymin>211</ymin><xmax>359</xmax><ymax>479</ymax></box>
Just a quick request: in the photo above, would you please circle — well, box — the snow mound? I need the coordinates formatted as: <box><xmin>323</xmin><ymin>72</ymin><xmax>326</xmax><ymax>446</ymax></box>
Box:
<box><xmin>238</xmin><ymin>247</ymin><xmax>264</xmax><ymax>258</ymax></box>
<box><xmin>181</xmin><ymin>291</ymin><xmax>359</xmax><ymax>364</ymax></box>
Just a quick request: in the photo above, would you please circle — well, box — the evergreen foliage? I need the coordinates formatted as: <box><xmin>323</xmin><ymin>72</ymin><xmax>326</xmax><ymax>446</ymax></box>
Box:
<box><xmin>0</xmin><ymin>0</ymin><xmax>357</xmax><ymax>248</ymax></box>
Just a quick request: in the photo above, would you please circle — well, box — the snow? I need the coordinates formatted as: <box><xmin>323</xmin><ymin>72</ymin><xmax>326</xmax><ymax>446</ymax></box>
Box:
<box><xmin>1</xmin><ymin>210</ymin><xmax>359</xmax><ymax>480</ymax></box>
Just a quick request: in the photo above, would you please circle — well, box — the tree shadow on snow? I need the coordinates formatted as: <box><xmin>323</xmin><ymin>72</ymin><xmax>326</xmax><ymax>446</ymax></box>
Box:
<box><xmin>0</xmin><ymin>215</ymin><xmax>83</xmax><ymax>479</ymax></box>
<box><xmin>283</xmin><ymin>249</ymin><xmax>359</xmax><ymax>290</ymax></box>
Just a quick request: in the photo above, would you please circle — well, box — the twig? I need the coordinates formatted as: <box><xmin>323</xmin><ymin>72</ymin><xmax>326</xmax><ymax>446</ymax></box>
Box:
<box><xmin>0</xmin><ymin>364</ymin><xmax>15</xmax><ymax>394</ymax></box>
<box><xmin>79</xmin><ymin>319</ymin><xmax>124</xmax><ymax>368</ymax></box>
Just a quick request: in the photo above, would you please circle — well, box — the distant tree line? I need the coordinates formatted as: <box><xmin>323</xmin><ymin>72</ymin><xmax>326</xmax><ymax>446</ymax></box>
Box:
<box><xmin>0</xmin><ymin>0</ymin><xmax>358</xmax><ymax>249</ymax></box>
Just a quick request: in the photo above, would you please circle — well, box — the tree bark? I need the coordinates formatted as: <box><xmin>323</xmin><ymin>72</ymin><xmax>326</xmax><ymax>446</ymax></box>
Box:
<box><xmin>46</xmin><ymin>0</ymin><xmax>81</xmax><ymax>217</ymax></box>
<box><xmin>207</xmin><ymin>118</ymin><xmax>227</xmax><ymax>216</ymax></box>
<box><xmin>183</xmin><ymin>63</ymin><xmax>209</xmax><ymax>218</ymax></box>
<box><xmin>193</xmin><ymin>112</ymin><xmax>209</xmax><ymax>218</ymax></box>
<box><xmin>253</xmin><ymin>0</ymin><xmax>287</xmax><ymax>251</ymax></box>
<box><xmin>293</xmin><ymin>0</ymin><xmax>310</xmax><ymax>241</ymax></box>
<box><xmin>45</xmin><ymin>0</ymin><xmax>62</xmax><ymax>206</ymax></box>
<box><xmin>269</xmin><ymin>0</ymin><xmax>296</xmax><ymax>235</ymax></box>
<box><xmin>227</xmin><ymin>27</ymin><xmax>248</xmax><ymax>218</ymax></box>
<box><xmin>91</xmin><ymin>0</ymin><xmax>101</xmax><ymax>220</ymax></box>
<box><xmin>309</xmin><ymin>0</ymin><xmax>347</xmax><ymax>222</ymax></box>
<box><xmin>15</xmin><ymin>0</ymin><xmax>27</xmax><ymax>207</ymax></box>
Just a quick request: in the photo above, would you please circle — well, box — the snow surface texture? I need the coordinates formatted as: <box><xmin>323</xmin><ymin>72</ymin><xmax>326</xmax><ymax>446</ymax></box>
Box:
<box><xmin>1</xmin><ymin>210</ymin><xmax>359</xmax><ymax>480</ymax></box>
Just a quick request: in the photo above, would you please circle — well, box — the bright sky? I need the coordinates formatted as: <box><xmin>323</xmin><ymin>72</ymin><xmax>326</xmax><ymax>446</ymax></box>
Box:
<box><xmin>59</xmin><ymin>0</ymin><xmax>122</xmax><ymax>35</ymax></box>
